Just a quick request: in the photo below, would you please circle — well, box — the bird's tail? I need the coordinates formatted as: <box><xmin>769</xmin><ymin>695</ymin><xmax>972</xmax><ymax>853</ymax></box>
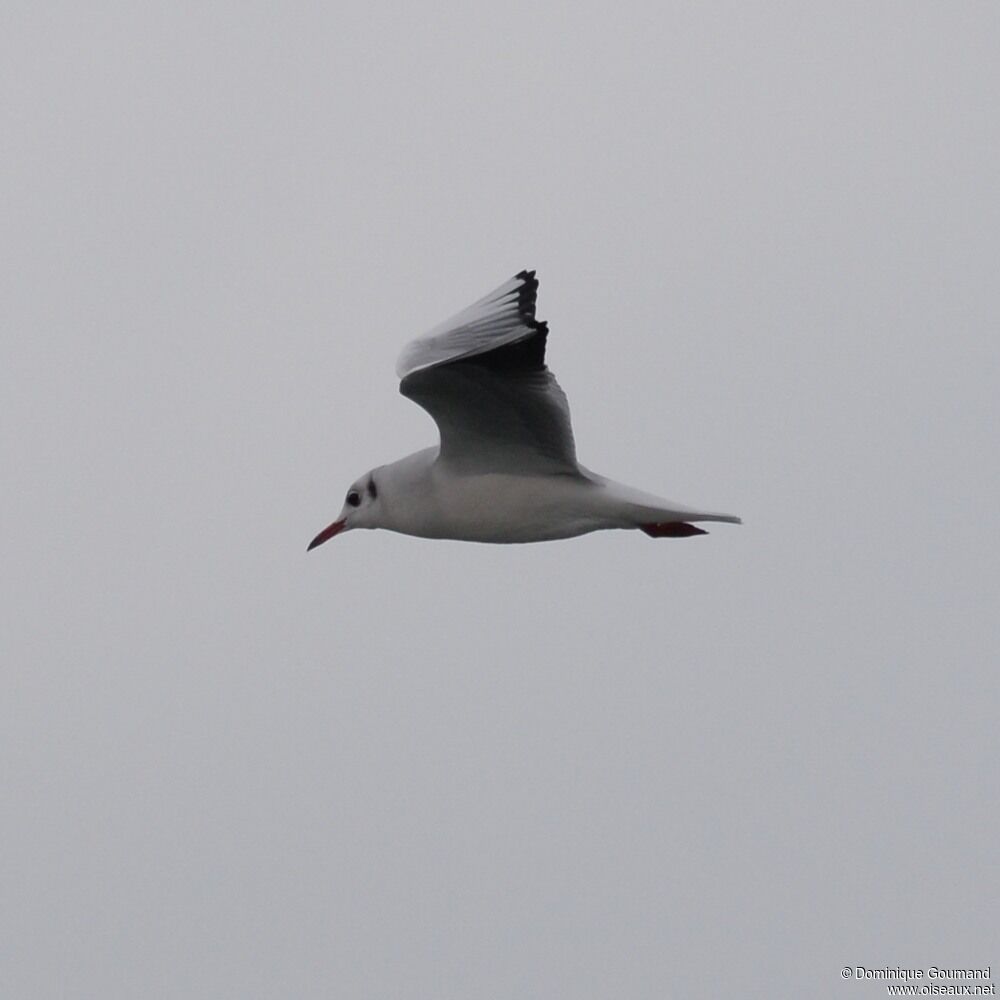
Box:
<box><xmin>588</xmin><ymin>471</ymin><xmax>742</xmax><ymax>538</ymax></box>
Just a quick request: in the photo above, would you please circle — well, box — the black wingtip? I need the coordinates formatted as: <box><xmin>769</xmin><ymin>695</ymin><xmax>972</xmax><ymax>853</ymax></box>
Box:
<box><xmin>514</xmin><ymin>270</ymin><xmax>539</xmax><ymax>324</ymax></box>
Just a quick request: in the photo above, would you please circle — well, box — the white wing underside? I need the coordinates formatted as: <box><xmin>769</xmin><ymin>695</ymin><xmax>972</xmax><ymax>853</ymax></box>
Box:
<box><xmin>396</xmin><ymin>272</ymin><xmax>580</xmax><ymax>476</ymax></box>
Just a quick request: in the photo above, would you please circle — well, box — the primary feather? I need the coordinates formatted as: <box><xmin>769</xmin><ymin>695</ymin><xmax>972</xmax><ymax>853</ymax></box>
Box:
<box><xmin>397</xmin><ymin>271</ymin><xmax>578</xmax><ymax>475</ymax></box>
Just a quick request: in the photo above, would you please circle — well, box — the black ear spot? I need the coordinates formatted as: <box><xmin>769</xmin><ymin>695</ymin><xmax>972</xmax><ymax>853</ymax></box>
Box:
<box><xmin>367</xmin><ymin>478</ymin><xmax>378</xmax><ymax>500</ymax></box>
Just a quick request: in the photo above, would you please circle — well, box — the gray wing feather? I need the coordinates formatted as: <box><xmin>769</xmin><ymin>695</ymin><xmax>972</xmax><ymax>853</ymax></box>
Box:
<box><xmin>400</xmin><ymin>364</ymin><xmax>578</xmax><ymax>475</ymax></box>
<box><xmin>396</xmin><ymin>273</ymin><xmax>538</xmax><ymax>379</ymax></box>
<box><xmin>397</xmin><ymin>272</ymin><xmax>580</xmax><ymax>475</ymax></box>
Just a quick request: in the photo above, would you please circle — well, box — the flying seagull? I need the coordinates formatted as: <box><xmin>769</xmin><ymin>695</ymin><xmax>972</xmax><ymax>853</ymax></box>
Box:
<box><xmin>308</xmin><ymin>271</ymin><xmax>740</xmax><ymax>550</ymax></box>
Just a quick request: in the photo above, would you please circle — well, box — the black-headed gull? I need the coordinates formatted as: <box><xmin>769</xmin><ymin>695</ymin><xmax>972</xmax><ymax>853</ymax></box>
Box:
<box><xmin>308</xmin><ymin>271</ymin><xmax>740</xmax><ymax>550</ymax></box>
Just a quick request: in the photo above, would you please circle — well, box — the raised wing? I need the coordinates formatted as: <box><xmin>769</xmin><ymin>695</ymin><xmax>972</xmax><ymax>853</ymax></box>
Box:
<box><xmin>397</xmin><ymin>271</ymin><xmax>579</xmax><ymax>475</ymax></box>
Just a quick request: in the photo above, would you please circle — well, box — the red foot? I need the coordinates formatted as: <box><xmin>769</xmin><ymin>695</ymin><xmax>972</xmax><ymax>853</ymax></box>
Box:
<box><xmin>640</xmin><ymin>522</ymin><xmax>707</xmax><ymax>538</ymax></box>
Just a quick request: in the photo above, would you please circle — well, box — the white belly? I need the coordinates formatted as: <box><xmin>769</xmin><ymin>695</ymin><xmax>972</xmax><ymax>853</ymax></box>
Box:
<box><xmin>393</xmin><ymin>469</ymin><xmax>620</xmax><ymax>543</ymax></box>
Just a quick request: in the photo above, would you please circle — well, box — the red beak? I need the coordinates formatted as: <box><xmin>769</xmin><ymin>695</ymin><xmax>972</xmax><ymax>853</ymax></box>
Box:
<box><xmin>307</xmin><ymin>518</ymin><xmax>346</xmax><ymax>551</ymax></box>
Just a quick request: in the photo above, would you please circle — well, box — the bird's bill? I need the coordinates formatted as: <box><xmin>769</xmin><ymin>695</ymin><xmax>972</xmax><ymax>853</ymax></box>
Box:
<box><xmin>307</xmin><ymin>518</ymin><xmax>346</xmax><ymax>551</ymax></box>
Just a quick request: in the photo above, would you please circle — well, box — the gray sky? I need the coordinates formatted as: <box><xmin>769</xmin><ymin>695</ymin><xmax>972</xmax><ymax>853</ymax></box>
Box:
<box><xmin>3</xmin><ymin>3</ymin><xmax>998</xmax><ymax>998</ymax></box>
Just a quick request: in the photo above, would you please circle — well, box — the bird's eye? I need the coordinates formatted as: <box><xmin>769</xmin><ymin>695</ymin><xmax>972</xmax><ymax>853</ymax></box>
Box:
<box><xmin>346</xmin><ymin>490</ymin><xmax>361</xmax><ymax>507</ymax></box>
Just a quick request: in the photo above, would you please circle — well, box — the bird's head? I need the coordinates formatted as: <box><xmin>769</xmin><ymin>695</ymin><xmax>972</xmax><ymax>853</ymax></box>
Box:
<box><xmin>307</xmin><ymin>470</ymin><xmax>381</xmax><ymax>550</ymax></box>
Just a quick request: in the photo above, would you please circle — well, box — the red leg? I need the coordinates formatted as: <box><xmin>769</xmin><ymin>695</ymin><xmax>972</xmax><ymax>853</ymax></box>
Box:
<box><xmin>640</xmin><ymin>522</ymin><xmax>708</xmax><ymax>538</ymax></box>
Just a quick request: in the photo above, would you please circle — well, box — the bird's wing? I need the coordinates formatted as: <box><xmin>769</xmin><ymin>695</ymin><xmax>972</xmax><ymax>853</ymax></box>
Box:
<box><xmin>397</xmin><ymin>271</ymin><xmax>579</xmax><ymax>475</ymax></box>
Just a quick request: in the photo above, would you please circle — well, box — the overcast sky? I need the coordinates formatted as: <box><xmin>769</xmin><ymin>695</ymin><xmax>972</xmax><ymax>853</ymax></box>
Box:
<box><xmin>3</xmin><ymin>4</ymin><xmax>998</xmax><ymax>999</ymax></box>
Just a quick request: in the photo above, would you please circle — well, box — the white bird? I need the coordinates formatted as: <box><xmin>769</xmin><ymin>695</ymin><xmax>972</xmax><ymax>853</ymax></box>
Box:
<box><xmin>308</xmin><ymin>271</ymin><xmax>740</xmax><ymax>550</ymax></box>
